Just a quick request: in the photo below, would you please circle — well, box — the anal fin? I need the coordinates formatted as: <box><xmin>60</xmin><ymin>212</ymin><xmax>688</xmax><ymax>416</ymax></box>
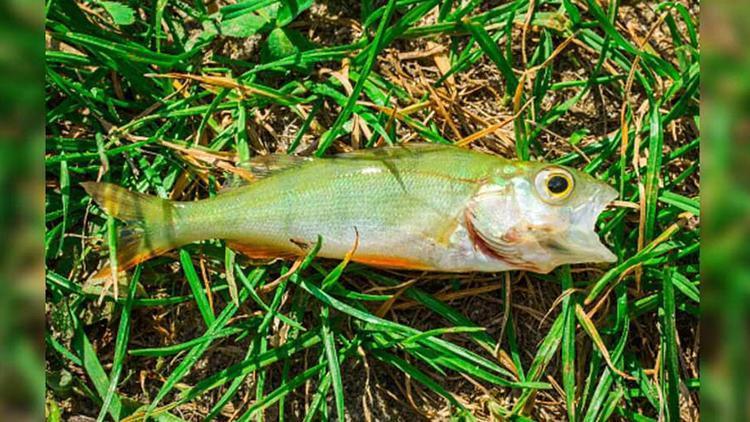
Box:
<box><xmin>353</xmin><ymin>254</ymin><xmax>431</xmax><ymax>271</ymax></box>
<box><xmin>227</xmin><ymin>241</ymin><xmax>298</xmax><ymax>260</ymax></box>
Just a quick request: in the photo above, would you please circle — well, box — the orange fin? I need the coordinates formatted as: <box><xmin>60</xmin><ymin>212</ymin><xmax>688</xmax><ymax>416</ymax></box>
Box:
<box><xmin>353</xmin><ymin>254</ymin><xmax>431</xmax><ymax>271</ymax></box>
<box><xmin>227</xmin><ymin>241</ymin><xmax>298</xmax><ymax>260</ymax></box>
<box><xmin>89</xmin><ymin>230</ymin><xmax>172</xmax><ymax>280</ymax></box>
<box><xmin>82</xmin><ymin>182</ymin><xmax>180</xmax><ymax>280</ymax></box>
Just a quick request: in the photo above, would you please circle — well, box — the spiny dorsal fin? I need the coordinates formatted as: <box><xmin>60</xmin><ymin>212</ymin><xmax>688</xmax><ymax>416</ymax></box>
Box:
<box><xmin>333</xmin><ymin>143</ymin><xmax>453</xmax><ymax>160</ymax></box>
<box><xmin>221</xmin><ymin>154</ymin><xmax>314</xmax><ymax>190</ymax></box>
<box><xmin>244</xmin><ymin>154</ymin><xmax>313</xmax><ymax>178</ymax></box>
<box><xmin>221</xmin><ymin>144</ymin><xmax>452</xmax><ymax>189</ymax></box>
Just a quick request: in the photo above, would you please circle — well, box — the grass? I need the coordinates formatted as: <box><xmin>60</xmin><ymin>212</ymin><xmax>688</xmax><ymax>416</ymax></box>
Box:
<box><xmin>45</xmin><ymin>0</ymin><xmax>699</xmax><ymax>420</ymax></box>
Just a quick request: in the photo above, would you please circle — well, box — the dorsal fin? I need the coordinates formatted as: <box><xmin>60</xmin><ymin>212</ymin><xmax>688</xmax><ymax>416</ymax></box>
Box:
<box><xmin>220</xmin><ymin>144</ymin><xmax>453</xmax><ymax>190</ymax></box>
<box><xmin>333</xmin><ymin>143</ymin><xmax>452</xmax><ymax>160</ymax></box>
<box><xmin>243</xmin><ymin>154</ymin><xmax>313</xmax><ymax>178</ymax></box>
<box><xmin>222</xmin><ymin>154</ymin><xmax>313</xmax><ymax>190</ymax></box>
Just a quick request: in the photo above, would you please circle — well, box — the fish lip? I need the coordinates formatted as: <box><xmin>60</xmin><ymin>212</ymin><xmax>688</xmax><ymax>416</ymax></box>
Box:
<box><xmin>594</xmin><ymin>186</ymin><xmax>619</xmax><ymax>262</ymax></box>
<box><xmin>564</xmin><ymin>185</ymin><xmax>618</xmax><ymax>263</ymax></box>
<box><xmin>575</xmin><ymin>229</ymin><xmax>617</xmax><ymax>263</ymax></box>
<box><xmin>595</xmin><ymin>185</ymin><xmax>619</xmax><ymax>216</ymax></box>
<box><xmin>576</xmin><ymin>185</ymin><xmax>618</xmax><ymax>230</ymax></box>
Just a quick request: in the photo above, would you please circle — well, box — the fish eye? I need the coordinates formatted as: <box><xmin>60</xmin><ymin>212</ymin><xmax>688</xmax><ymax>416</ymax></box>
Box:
<box><xmin>547</xmin><ymin>174</ymin><xmax>570</xmax><ymax>195</ymax></box>
<box><xmin>535</xmin><ymin>167</ymin><xmax>574</xmax><ymax>203</ymax></box>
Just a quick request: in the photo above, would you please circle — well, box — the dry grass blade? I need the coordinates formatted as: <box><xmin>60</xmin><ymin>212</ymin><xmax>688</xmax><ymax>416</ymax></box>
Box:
<box><xmin>575</xmin><ymin>305</ymin><xmax>634</xmax><ymax>381</ymax></box>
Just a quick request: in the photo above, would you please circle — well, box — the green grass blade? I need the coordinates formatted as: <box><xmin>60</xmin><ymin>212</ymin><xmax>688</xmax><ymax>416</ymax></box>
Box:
<box><xmin>321</xmin><ymin>306</ymin><xmax>345</xmax><ymax>421</ymax></box>
<box><xmin>72</xmin><ymin>321</ymin><xmax>124</xmax><ymax>420</ymax></box>
<box><xmin>179</xmin><ymin>249</ymin><xmax>216</xmax><ymax>326</ymax></box>
<box><xmin>96</xmin><ymin>266</ymin><xmax>141</xmax><ymax>422</ymax></box>
<box><xmin>661</xmin><ymin>267</ymin><xmax>681</xmax><ymax>421</ymax></box>
<box><xmin>643</xmin><ymin>102</ymin><xmax>665</xmax><ymax>242</ymax></box>
<box><xmin>560</xmin><ymin>266</ymin><xmax>577</xmax><ymax>421</ymax></box>
<box><xmin>512</xmin><ymin>314</ymin><xmax>564</xmax><ymax>415</ymax></box>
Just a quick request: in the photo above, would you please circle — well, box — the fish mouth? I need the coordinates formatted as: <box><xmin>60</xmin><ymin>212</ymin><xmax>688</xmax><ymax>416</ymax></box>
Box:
<box><xmin>562</xmin><ymin>185</ymin><xmax>618</xmax><ymax>264</ymax></box>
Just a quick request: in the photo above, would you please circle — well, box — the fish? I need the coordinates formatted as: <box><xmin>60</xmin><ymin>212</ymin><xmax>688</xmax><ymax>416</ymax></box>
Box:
<box><xmin>82</xmin><ymin>144</ymin><xmax>618</xmax><ymax>276</ymax></box>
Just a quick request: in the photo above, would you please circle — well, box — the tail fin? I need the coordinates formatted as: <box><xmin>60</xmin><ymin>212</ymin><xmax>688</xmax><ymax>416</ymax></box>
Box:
<box><xmin>82</xmin><ymin>182</ymin><xmax>182</xmax><ymax>278</ymax></box>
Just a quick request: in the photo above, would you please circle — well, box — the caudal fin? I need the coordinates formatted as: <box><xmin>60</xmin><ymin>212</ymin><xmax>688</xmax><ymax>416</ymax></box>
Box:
<box><xmin>82</xmin><ymin>182</ymin><xmax>182</xmax><ymax>279</ymax></box>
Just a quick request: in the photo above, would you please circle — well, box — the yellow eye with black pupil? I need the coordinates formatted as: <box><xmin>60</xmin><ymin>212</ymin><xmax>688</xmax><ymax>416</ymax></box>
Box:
<box><xmin>547</xmin><ymin>175</ymin><xmax>569</xmax><ymax>194</ymax></box>
<box><xmin>543</xmin><ymin>172</ymin><xmax>573</xmax><ymax>199</ymax></box>
<box><xmin>535</xmin><ymin>167</ymin><xmax>574</xmax><ymax>203</ymax></box>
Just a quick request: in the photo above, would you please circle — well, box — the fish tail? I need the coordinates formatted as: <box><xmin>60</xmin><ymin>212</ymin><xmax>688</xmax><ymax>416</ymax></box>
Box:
<box><xmin>82</xmin><ymin>182</ymin><xmax>184</xmax><ymax>278</ymax></box>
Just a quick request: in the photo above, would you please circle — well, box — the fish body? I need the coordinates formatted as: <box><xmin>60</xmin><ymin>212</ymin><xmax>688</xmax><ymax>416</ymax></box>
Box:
<box><xmin>83</xmin><ymin>144</ymin><xmax>617</xmax><ymax>275</ymax></box>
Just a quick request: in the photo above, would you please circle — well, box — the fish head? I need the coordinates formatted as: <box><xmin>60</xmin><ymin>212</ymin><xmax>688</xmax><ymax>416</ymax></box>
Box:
<box><xmin>467</xmin><ymin>163</ymin><xmax>618</xmax><ymax>273</ymax></box>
